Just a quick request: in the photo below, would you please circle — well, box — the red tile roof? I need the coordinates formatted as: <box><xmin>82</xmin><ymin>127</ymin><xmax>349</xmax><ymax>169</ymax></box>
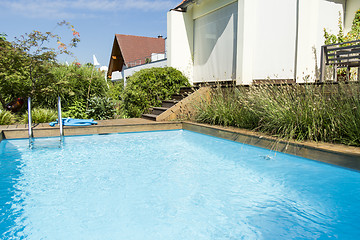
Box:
<box><xmin>116</xmin><ymin>34</ymin><xmax>165</xmax><ymax>66</ymax></box>
<box><xmin>108</xmin><ymin>34</ymin><xmax>165</xmax><ymax>75</ymax></box>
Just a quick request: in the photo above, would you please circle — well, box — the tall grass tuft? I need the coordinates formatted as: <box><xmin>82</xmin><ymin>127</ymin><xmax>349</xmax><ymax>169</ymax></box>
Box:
<box><xmin>22</xmin><ymin>108</ymin><xmax>58</xmax><ymax>124</ymax></box>
<box><xmin>194</xmin><ymin>83</ymin><xmax>360</xmax><ymax>146</ymax></box>
<box><xmin>195</xmin><ymin>87</ymin><xmax>259</xmax><ymax>129</ymax></box>
<box><xmin>0</xmin><ymin>110</ymin><xmax>16</xmax><ymax>125</ymax></box>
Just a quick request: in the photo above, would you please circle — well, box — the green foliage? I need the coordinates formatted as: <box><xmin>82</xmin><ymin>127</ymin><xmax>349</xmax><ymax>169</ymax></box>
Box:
<box><xmin>0</xmin><ymin>110</ymin><xmax>16</xmax><ymax>125</ymax></box>
<box><xmin>86</xmin><ymin>97</ymin><xmax>116</xmax><ymax>120</ymax></box>
<box><xmin>0</xmin><ymin>33</ymin><xmax>6</xmax><ymax>41</ymax></box>
<box><xmin>107</xmin><ymin>80</ymin><xmax>124</xmax><ymax>100</ymax></box>
<box><xmin>0</xmin><ymin>21</ymin><xmax>81</xmax><ymax>111</ymax></box>
<box><xmin>195</xmin><ymin>87</ymin><xmax>258</xmax><ymax>129</ymax></box>
<box><xmin>45</xmin><ymin>64</ymin><xmax>108</xmax><ymax>108</ymax></box>
<box><xmin>347</xmin><ymin>9</ymin><xmax>360</xmax><ymax>41</ymax></box>
<box><xmin>64</xmin><ymin>100</ymin><xmax>88</xmax><ymax>119</ymax></box>
<box><xmin>324</xmin><ymin>9</ymin><xmax>360</xmax><ymax>44</ymax></box>
<box><xmin>22</xmin><ymin>108</ymin><xmax>57</xmax><ymax>124</ymax></box>
<box><xmin>0</xmin><ymin>37</ymin><xmax>30</xmax><ymax>107</ymax></box>
<box><xmin>123</xmin><ymin>67</ymin><xmax>189</xmax><ymax>117</ymax></box>
<box><xmin>194</xmin><ymin>83</ymin><xmax>360</xmax><ymax>146</ymax></box>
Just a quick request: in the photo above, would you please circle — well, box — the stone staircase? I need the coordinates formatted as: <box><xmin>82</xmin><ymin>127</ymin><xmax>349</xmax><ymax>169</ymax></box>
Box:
<box><xmin>142</xmin><ymin>87</ymin><xmax>197</xmax><ymax>121</ymax></box>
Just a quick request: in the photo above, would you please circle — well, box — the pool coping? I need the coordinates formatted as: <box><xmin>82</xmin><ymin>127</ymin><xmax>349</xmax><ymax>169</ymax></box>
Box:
<box><xmin>1</xmin><ymin>120</ymin><xmax>359</xmax><ymax>171</ymax></box>
<box><xmin>0</xmin><ymin>119</ymin><xmax>182</xmax><ymax>139</ymax></box>
<box><xmin>182</xmin><ymin>122</ymin><xmax>360</xmax><ymax>171</ymax></box>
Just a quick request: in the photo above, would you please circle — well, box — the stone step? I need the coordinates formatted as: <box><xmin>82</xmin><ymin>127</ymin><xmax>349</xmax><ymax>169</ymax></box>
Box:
<box><xmin>141</xmin><ymin>114</ymin><xmax>157</xmax><ymax>121</ymax></box>
<box><xmin>179</xmin><ymin>87</ymin><xmax>197</xmax><ymax>94</ymax></box>
<box><xmin>151</xmin><ymin>107</ymin><xmax>168</xmax><ymax>115</ymax></box>
<box><xmin>162</xmin><ymin>100</ymin><xmax>179</xmax><ymax>108</ymax></box>
<box><xmin>171</xmin><ymin>94</ymin><xmax>186</xmax><ymax>101</ymax></box>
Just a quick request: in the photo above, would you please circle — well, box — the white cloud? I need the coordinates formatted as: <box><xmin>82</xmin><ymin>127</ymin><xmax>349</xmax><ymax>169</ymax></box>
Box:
<box><xmin>0</xmin><ymin>0</ymin><xmax>179</xmax><ymax>19</ymax></box>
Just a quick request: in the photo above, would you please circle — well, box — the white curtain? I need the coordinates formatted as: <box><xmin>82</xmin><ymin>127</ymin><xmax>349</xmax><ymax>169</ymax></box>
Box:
<box><xmin>194</xmin><ymin>2</ymin><xmax>238</xmax><ymax>83</ymax></box>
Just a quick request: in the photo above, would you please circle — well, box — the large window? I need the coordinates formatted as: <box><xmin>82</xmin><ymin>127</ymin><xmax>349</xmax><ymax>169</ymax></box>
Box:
<box><xmin>193</xmin><ymin>2</ymin><xmax>238</xmax><ymax>82</ymax></box>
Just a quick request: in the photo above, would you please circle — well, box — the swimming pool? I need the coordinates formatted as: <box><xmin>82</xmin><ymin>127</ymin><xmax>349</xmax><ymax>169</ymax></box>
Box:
<box><xmin>0</xmin><ymin>130</ymin><xmax>359</xmax><ymax>239</ymax></box>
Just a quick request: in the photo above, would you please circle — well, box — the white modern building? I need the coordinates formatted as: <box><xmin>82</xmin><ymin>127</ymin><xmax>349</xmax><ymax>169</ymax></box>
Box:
<box><xmin>167</xmin><ymin>0</ymin><xmax>360</xmax><ymax>85</ymax></box>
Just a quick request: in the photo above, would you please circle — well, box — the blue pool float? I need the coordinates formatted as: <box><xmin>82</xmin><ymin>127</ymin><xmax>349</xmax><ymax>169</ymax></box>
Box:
<box><xmin>49</xmin><ymin>118</ymin><xmax>98</xmax><ymax>127</ymax></box>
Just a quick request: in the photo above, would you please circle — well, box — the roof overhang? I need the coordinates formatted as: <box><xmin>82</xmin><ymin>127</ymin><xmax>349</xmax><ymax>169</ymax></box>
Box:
<box><xmin>173</xmin><ymin>0</ymin><xmax>196</xmax><ymax>11</ymax></box>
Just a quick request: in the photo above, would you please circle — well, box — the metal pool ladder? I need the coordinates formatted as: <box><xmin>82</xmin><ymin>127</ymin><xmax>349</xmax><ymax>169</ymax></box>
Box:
<box><xmin>27</xmin><ymin>96</ymin><xmax>64</xmax><ymax>147</ymax></box>
<box><xmin>27</xmin><ymin>97</ymin><xmax>33</xmax><ymax>144</ymax></box>
<box><xmin>57</xmin><ymin>96</ymin><xmax>64</xmax><ymax>141</ymax></box>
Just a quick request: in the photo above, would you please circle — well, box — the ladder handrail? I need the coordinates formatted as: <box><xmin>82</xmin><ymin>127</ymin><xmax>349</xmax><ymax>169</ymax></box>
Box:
<box><xmin>27</xmin><ymin>97</ymin><xmax>33</xmax><ymax>140</ymax></box>
<box><xmin>57</xmin><ymin>96</ymin><xmax>64</xmax><ymax>139</ymax></box>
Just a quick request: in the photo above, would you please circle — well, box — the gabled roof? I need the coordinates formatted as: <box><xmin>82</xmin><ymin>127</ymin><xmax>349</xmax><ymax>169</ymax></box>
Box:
<box><xmin>108</xmin><ymin>34</ymin><xmax>165</xmax><ymax>77</ymax></box>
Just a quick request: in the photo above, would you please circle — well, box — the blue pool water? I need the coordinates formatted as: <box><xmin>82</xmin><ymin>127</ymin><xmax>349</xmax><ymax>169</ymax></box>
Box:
<box><xmin>0</xmin><ymin>130</ymin><xmax>359</xmax><ymax>239</ymax></box>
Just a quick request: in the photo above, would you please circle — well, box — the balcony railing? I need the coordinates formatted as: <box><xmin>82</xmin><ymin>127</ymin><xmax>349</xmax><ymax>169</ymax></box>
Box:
<box><xmin>126</xmin><ymin>52</ymin><xmax>166</xmax><ymax>68</ymax></box>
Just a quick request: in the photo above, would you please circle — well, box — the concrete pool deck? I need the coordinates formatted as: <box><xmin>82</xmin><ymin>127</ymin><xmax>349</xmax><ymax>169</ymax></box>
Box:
<box><xmin>1</xmin><ymin>119</ymin><xmax>359</xmax><ymax>171</ymax></box>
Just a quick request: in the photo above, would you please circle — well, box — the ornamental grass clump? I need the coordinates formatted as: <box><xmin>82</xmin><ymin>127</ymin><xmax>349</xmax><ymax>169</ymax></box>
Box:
<box><xmin>0</xmin><ymin>109</ymin><xmax>16</xmax><ymax>125</ymax></box>
<box><xmin>195</xmin><ymin>86</ymin><xmax>259</xmax><ymax>129</ymax></box>
<box><xmin>22</xmin><ymin>108</ymin><xmax>58</xmax><ymax>124</ymax></box>
<box><xmin>251</xmin><ymin>84</ymin><xmax>337</xmax><ymax>142</ymax></box>
<box><xmin>194</xmin><ymin>83</ymin><xmax>360</xmax><ymax>146</ymax></box>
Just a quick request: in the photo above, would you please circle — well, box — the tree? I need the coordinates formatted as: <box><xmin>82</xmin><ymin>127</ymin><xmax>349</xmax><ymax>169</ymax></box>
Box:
<box><xmin>0</xmin><ymin>21</ymin><xmax>80</xmax><ymax>109</ymax></box>
<box><xmin>0</xmin><ymin>34</ymin><xmax>29</xmax><ymax>108</ymax></box>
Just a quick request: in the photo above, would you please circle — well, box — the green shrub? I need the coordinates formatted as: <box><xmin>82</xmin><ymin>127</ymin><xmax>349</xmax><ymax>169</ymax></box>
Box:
<box><xmin>122</xmin><ymin>67</ymin><xmax>189</xmax><ymax>117</ymax></box>
<box><xmin>22</xmin><ymin>108</ymin><xmax>58</xmax><ymax>124</ymax></box>
<box><xmin>64</xmin><ymin>100</ymin><xmax>88</xmax><ymax>119</ymax></box>
<box><xmin>107</xmin><ymin>80</ymin><xmax>124</xmax><ymax>100</ymax></box>
<box><xmin>0</xmin><ymin>110</ymin><xmax>16</xmax><ymax>125</ymax></box>
<box><xmin>41</xmin><ymin>64</ymin><xmax>108</xmax><ymax>108</ymax></box>
<box><xmin>86</xmin><ymin>97</ymin><xmax>116</xmax><ymax>120</ymax></box>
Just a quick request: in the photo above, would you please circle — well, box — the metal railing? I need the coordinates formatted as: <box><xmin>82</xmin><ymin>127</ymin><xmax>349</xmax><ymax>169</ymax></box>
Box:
<box><xmin>57</xmin><ymin>97</ymin><xmax>64</xmax><ymax>140</ymax></box>
<box><xmin>126</xmin><ymin>51</ymin><xmax>167</xmax><ymax>68</ymax></box>
<box><xmin>28</xmin><ymin>96</ymin><xmax>64</xmax><ymax>148</ymax></box>
<box><xmin>27</xmin><ymin>97</ymin><xmax>33</xmax><ymax>144</ymax></box>
<box><xmin>320</xmin><ymin>40</ymin><xmax>360</xmax><ymax>82</ymax></box>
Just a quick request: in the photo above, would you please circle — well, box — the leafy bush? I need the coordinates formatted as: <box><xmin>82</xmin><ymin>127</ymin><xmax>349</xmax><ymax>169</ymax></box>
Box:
<box><xmin>86</xmin><ymin>97</ymin><xmax>116</xmax><ymax>120</ymax></box>
<box><xmin>107</xmin><ymin>80</ymin><xmax>124</xmax><ymax>100</ymax></box>
<box><xmin>122</xmin><ymin>67</ymin><xmax>189</xmax><ymax>117</ymax></box>
<box><xmin>41</xmin><ymin>64</ymin><xmax>108</xmax><ymax>108</ymax></box>
<box><xmin>0</xmin><ymin>110</ymin><xmax>16</xmax><ymax>125</ymax></box>
<box><xmin>22</xmin><ymin>108</ymin><xmax>58</xmax><ymax>124</ymax></box>
<box><xmin>64</xmin><ymin>100</ymin><xmax>88</xmax><ymax>119</ymax></box>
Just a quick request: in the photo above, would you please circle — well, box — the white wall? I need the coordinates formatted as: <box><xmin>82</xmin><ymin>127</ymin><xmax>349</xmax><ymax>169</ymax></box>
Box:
<box><xmin>168</xmin><ymin>0</ymin><xmax>349</xmax><ymax>85</ymax></box>
<box><xmin>252</xmin><ymin>0</ymin><xmax>297</xmax><ymax>81</ymax></box>
<box><xmin>167</xmin><ymin>9</ymin><xmax>194</xmax><ymax>84</ymax></box>
<box><xmin>296</xmin><ymin>0</ymin><xmax>345</xmax><ymax>82</ymax></box>
<box><xmin>236</xmin><ymin>0</ymin><xmax>255</xmax><ymax>85</ymax></box>
<box><xmin>111</xmin><ymin>71</ymin><xmax>122</xmax><ymax>81</ymax></box>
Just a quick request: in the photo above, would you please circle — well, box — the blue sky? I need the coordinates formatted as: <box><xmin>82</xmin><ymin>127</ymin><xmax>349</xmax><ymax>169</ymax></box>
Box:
<box><xmin>0</xmin><ymin>0</ymin><xmax>180</xmax><ymax>67</ymax></box>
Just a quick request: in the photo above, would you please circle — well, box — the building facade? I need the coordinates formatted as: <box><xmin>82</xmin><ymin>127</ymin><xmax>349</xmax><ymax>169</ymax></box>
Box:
<box><xmin>167</xmin><ymin>0</ymin><xmax>360</xmax><ymax>85</ymax></box>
